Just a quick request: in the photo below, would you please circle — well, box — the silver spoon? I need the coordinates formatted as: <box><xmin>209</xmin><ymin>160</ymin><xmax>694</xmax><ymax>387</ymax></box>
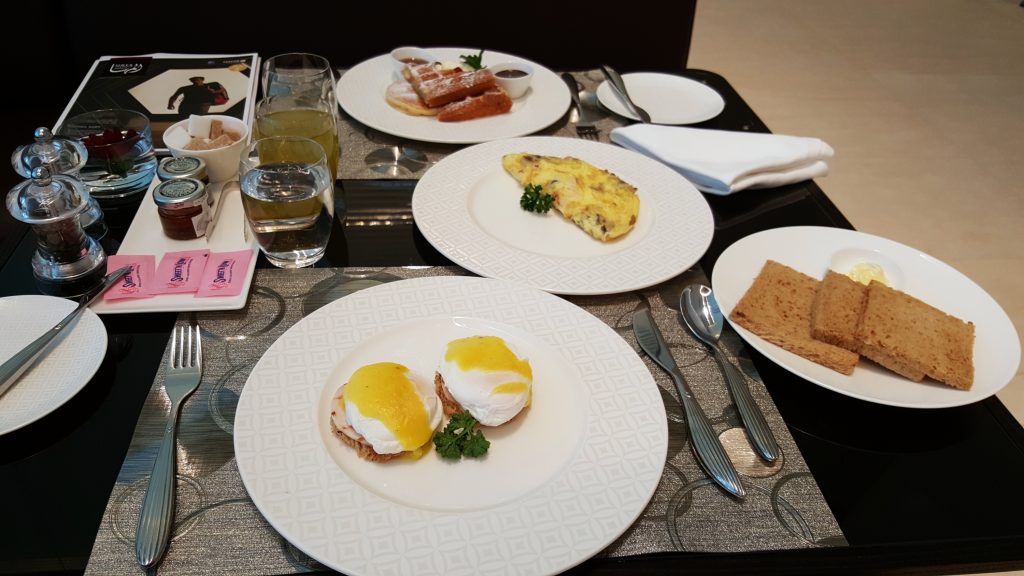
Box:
<box><xmin>599</xmin><ymin>64</ymin><xmax>651</xmax><ymax>123</ymax></box>
<box><xmin>680</xmin><ymin>284</ymin><xmax>780</xmax><ymax>462</ymax></box>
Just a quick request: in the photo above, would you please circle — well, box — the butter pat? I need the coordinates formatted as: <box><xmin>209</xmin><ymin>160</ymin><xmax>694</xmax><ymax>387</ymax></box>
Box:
<box><xmin>847</xmin><ymin>262</ymin><xmax>889</xmax><ymax>286</ymax></box>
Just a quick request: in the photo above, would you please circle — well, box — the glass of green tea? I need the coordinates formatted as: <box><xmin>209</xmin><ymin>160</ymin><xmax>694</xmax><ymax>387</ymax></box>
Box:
<box><xmin>253</xmin><ymin>94</ymin><xmax>339</xmax><ymax>181</ymax></box>
<box><xmin>238</xmin><ymin>136</ymin><xmax>334</xmax><ymax>268</ymax></box>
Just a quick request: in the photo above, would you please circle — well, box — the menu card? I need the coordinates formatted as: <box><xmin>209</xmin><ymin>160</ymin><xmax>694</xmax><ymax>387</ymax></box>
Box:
<box><xmin>54</xmin><ymin>53</ymin><xmax>260</xmax><ymax>152</ymax></box>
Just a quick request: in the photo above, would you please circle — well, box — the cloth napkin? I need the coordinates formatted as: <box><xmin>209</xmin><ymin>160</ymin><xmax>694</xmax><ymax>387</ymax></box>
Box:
<box><xmin>610</xmin><ymin>125</ymin><xmax>834</xmax><ymax>195</ymax></box>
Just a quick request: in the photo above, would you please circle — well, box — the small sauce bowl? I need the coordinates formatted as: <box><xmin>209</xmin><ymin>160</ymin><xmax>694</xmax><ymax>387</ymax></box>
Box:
<box><xmin>390</xmin><ymin>47</ymin><xmax>437</xmax><ymax>76</ymax></box>
<box><xmin>489</xmin><ymin>62</ymin><xmax>534</xmax><ymax>99</ymax></box>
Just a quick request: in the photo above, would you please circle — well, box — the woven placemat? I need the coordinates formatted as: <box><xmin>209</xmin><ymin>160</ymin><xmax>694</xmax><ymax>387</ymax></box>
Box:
<box><xmin>84</xmin><ymin>266</ymin><xmax>844</xmax><ymax>575</ymax></box>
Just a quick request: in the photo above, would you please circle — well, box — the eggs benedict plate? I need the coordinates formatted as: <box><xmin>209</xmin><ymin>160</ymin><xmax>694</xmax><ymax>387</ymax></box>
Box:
<box><xmin>235</xmin><ymin>276</ymin><xmax>667</xmax><ymax>576</ymax></box>
<box><xmin>319</xmin><ymin>315</ymin><xmax>576</xmax><ymax>511</ymax></box>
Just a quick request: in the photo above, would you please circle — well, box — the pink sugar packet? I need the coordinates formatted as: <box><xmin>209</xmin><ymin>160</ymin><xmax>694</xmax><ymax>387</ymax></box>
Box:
<box><xmin>152</xmin><ymin>250</ymin><xmax>210</xmax><ymax>295</ymax></box>
<box><xmin>104</xmin><ymin>254</ymin><xmax>155</xmax><ymax>301</ymax></box>
<box><xmin>195</xmin><ymin>249</ymin><xmax>254</xmax><ymax>298</ymax></box>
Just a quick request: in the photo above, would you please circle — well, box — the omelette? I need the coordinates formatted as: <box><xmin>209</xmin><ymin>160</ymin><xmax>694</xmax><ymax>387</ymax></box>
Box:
<box><xmin>502</xmin><ymin>153</ymin><xmax>640</xmax><ymax>242</ymax></box>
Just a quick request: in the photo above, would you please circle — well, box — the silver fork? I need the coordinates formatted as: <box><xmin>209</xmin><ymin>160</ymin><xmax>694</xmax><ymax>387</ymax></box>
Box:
<box><xmin>562</xmin><ymin>73</ymin><xmax>600</xmax><ymax>140</ymax></box>
<box><xmin>136</xmin><ymin>325</ymin><xmax>203</xmax><ymax>569</ymax></box>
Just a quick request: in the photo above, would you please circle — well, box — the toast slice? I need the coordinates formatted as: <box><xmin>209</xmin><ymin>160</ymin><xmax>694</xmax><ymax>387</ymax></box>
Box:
<box><xmin>434</xmin><ymin>372</ymin><xmax>464</xmax><ymax>417</ymax></box>
<box><xmin>730</xmin><ymin>260</ymin><xmax>860</xmax><ymax>375</ymax></box>
<box><xmin>810</xmin><ymin>270</ymin><xmax>869</xmax><ymax>352</ymax></box>
<box><xmin>329</xmin><ymin>398</ymin><xmax>403</xmax><ymax>463</ymax></box>
<box><xmin>855</xmin><ymin>281</ymin><xmax>975</xmax><ymax>389</ymax></box>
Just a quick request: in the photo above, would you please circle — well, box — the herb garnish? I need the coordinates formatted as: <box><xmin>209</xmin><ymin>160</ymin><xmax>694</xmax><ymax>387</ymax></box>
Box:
<box><xmin>434</xmin><ymin>411</ymin><xmax>490</xmax><ymax>460</ymax></box>
<box><xmin>459</xmin><ymin>49</ymin><xmax>486</xmax><ymax>70</ymax></box>
<box><xmin>520</xmin><ymin>183</ymin><xmax>555</xmax><ymax>213</ymax></box>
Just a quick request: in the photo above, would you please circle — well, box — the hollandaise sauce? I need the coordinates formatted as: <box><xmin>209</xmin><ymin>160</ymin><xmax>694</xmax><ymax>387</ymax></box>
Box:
<box><xmin>344</xmin><ymin>363</ymin><xmax>432</xmax><ymax>450</ymax></box>
<box><xmin>445</xmin><ymin>336</ymin><xmax>533</xmax><ymax>380</ymax></box>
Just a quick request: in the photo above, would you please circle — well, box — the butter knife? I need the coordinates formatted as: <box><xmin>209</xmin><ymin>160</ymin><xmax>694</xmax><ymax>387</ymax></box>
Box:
<box><xmin>633</xmin><ymin>308</ymin><xmax>745</xmax><ymax>498</ymax></box>
<box><xmin>600</xmin><ymin>64</ymin><xmax>652</xmax><ymax>123</ymax></box>
<box><xmin>0</xmin><ymin>266</ymin><xmax>130</xmax><ymax>398</ymax></box>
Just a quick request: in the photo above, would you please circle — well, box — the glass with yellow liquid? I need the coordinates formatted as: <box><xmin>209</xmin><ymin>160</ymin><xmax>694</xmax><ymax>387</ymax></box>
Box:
<box><xmin>238</xmin><ymin>136</ymin><xmax>334</xmax><ymax>268</ymax></box>
<box><xmin>253</xmin><ymin>95</ymin><xmax>339</xmax><ymax>181</ymax></box>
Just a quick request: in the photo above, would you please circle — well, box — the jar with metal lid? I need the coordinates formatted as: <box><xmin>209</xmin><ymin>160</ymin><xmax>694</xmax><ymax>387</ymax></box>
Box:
<box><xmin>152</xmin><ymin>178</ymin><xmax>210</xmax><ymax>240</ymax></box>
<box><xmin>158</xmin><ymin>155</ymin><xmax>208</xmax><ymax>183</ymax></box>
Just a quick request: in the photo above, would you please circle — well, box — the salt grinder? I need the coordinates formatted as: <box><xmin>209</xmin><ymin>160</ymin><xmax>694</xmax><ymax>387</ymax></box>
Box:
<box><xmin>6</xmin><ymin>167</ymin><xmax>107</xmax><ymax>297</ymax></box>
<box><xmin>12</xmin><ymin>127</ymin><xmax>107</xmax><ymax>242</ymax></box>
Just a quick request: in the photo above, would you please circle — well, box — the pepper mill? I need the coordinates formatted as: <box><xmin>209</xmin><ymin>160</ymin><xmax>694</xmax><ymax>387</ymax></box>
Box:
<box><xmin>6</xmin><ymin>167</ymin><xmax>107</xmax><ymax>297</ymax></box>
<box><xmin>12</xmin><ymin>127</ymin><xmax>108</xmax><ymax>244</ymax></box>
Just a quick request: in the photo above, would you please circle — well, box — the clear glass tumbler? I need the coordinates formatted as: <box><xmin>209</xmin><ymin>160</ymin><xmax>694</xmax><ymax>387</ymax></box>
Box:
<box><xmin>238</xmin><ymin>136</ymin><xmax>334</xmax><ymax>268</ymax></box>
<box><xmin>262</xmin><ymin>53</ymin><xmax>337</xmax><ymax>106</ymax></box>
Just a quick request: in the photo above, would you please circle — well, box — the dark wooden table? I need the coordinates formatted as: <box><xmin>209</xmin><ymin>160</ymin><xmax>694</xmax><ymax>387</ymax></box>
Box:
<box><xmin>1</xmin><ymin>71</ymin><xmax>1023</xmax><ymax>576</ymax></box>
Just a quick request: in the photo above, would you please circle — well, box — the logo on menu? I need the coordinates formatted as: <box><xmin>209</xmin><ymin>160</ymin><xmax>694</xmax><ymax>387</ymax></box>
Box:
<box><xmin>167</xmin><ymin>258</ymin><xmax>189</xmax><ymax>287</ymax></box>
<box><xmin>210</xmin><ymin>260</ymin><xmax>234</xmax><ymax>289</ymax></box>
<box><xmin>101</xmin><ymin>58</ymin><xmax>150</xmax><ymax>77</ymax></box>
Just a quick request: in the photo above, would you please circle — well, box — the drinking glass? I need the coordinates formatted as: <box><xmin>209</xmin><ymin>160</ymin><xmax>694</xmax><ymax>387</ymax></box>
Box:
<box><xmin>262</xmin><ymin>53</ymin><xmax>337</xmax><ymax>106</ymax></box>
<box><xmin>254</xmin><ymin>94</ymin><xmax>340</xmax><ymax>181</ymax></box>
<box><xmin>238</xmin><ymin>136</ymin><xmax>334</xmax><ymax>268</ymax></box>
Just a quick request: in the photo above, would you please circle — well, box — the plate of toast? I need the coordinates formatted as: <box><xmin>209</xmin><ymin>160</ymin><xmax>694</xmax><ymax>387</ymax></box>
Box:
<box><xmin>711</xmin><ymin>226</ymin><xmax>1020</xmax><ymax>408</ymax></box>
<box><xmin>336</xmin><ymin>47</ymin><xmax>570</xmax><ymax>144</ymax></box>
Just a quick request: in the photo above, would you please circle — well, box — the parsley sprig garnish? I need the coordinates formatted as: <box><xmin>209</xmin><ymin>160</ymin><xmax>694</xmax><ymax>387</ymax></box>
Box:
<box><xmin>520</xmin><ymin>183</ymin><xmax>555</xmax><ymax>213</ymax></box>
<box><xmin>434</xmin><ymin>411</ymin><xmax>490</xmax><ymax>460</ymax></box>
<box><xmin>459</xmin><ymin>50</ymin><xmax>485</xmax><ymax>70</ymax></box>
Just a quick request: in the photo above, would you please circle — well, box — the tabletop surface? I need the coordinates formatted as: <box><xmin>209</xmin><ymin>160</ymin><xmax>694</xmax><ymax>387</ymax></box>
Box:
<box><xmin>1</xmin><ymin>70</ymin><xmax>1023</xmax><ymax>576</ymax></box>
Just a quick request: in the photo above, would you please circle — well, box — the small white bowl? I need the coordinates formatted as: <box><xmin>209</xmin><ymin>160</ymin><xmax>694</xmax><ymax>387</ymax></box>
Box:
<box><xmin>163</xmin><ymin>115</ymin><xmax>249</xmax><ymax>182</ymax></box>
<box><xmin>489</xmin><ymin>62</ymin><xmax>534</xmax><ymax>99</ymax></box>
<box><xmin>389</xmin><ymin>46</ymin><xmax>437</xmax><ymax>76</ymax></box>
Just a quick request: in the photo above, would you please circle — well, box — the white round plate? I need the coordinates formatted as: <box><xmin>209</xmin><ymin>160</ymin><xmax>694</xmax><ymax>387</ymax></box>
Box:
<box><xmin>711</xmin><ymin>226</ymin><xmax>1021</xmax><ymax>409</ymax></box>
<box><xmin>337</xmin><ymin>48</ymin><xmax>570</xmax><ymax>144</ymax></box>
<box><xmin>412</xmin><ymin>136</ymin><xmax>714</xmax><ymax>295</ymax></box>
<box><xmin>234</xmin><ymin>276</ymin><xmax>667</xmax><ymax>576</ymax></box>
<box><xmin>597</xmin><ymin>72</ymin><xmax>725</xmax><ymax>124</ymax></box>
<box><xmin>0</xmin><ymin>295</ymin><xmax>107</xmax><ymax>435</ymax></box>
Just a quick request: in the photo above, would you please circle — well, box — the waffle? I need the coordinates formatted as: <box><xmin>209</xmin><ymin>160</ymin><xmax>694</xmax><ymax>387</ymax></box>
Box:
<box><xmin>403</xmin><ymin>63</ymin><xmax>496</xmax><ymax>108</ymax></box>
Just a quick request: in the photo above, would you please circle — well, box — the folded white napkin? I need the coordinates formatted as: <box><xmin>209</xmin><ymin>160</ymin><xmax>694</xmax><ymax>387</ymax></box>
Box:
<box><xmin>609</xmin><ymin>125</ymin><xmax>834</xmax><ymax>195</ymax></box>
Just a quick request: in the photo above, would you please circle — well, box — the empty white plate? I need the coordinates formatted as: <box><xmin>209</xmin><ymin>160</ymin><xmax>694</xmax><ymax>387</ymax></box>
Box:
<box><xmin>597</xmin><ymin>72</ymin><xmax>725</xmax><ymax>124</ymax></box>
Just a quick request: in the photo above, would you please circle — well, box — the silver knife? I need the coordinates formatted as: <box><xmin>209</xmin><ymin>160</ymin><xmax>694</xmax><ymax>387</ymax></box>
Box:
<box><xmin>600</xmin><ymin>64</ymin><xmax>652</xmax><ymax>123</ymax></box>
<box><xmin>632</xmin><ymin>308</ymin><xmax>745</xmax><ymax>498</ymax></box>
<box><xmin>0</xmin><ymin>266</ymin><xmax>130</xmax><ymax>398</ymax></box>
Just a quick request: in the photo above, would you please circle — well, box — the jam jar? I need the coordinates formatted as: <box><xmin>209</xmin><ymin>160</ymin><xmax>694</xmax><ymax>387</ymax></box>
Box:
<box><xmin>153</xmin><ymin>178</ymin><xmax>210</xmax><ymax>240</ymax></box>
<box><xmin>157</xmin><ymin>155</ymin><xmax>209</xmax><ymax>183</ymax></box>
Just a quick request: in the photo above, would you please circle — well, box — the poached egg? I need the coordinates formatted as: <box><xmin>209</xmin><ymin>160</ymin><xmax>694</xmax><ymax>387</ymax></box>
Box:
<box><xmin>332</xmin><ymin>362</ymin><xmax>442</xmax><ymax>457</ymax></box>
<box><xmin>437</xmin><ymin>336</ymin><xmax>532</xmax><ymax>426</ymax></box>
